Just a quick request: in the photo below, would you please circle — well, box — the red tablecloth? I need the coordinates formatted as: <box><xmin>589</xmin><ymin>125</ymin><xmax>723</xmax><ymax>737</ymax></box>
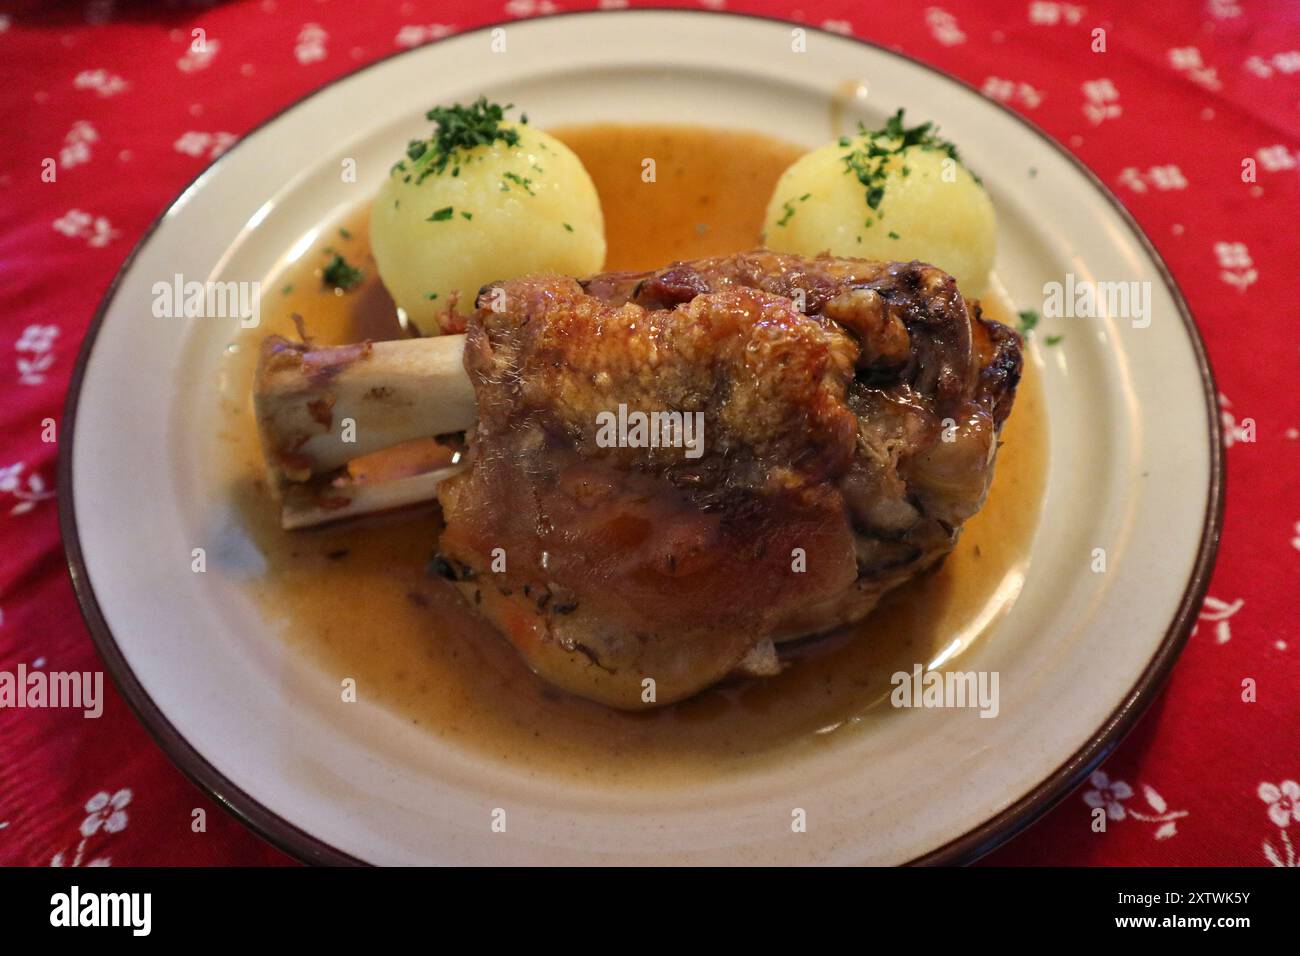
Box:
<box><xmin>1</xmin><ymin>0</ymin><xmax>1297</xmax><ymax>867</ymax></box>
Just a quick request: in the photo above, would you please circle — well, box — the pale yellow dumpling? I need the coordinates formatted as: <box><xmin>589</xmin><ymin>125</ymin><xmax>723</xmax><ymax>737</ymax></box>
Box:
<box><xmin>372</xmin><ymin>108</ymin><xmax>604</xmax><ymax>331</ymax></box>
<box><xmin>763</xmin><ymin>119</ymin><xmax>994</xmax><ymax>297</ymax></box>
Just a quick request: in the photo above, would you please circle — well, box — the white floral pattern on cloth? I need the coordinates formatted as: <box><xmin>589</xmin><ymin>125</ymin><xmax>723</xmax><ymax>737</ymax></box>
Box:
<box><xmin>504</xmin><ymin>0</ymin><xmax>561</xmax><ymax>17</ymax></box>
<box><xmin>173</xmin><ymin>131</ymin><xmax>238</xmax><ymax>159</ymax></box>
<box><xmin>59</xmin><ymin>120</ymin><xmax>98</xmax><ymax>169</ymax></box>
<box><xmin>981</xmin><ymin>77</ymin><xmax>1044</xmax><ymax>109</ymax></box>
<box><xmin>1167</xmin><ymin>47</ymin><xmax>1222</xmax><ymax>91</ymax></box>
<box><xmin>295</xmin><ymin>23</ymin><xmax>328</xmax><ymax>64</ymax></box>
<box><xmin>73</xmin><ymin>69</ymin><xmax>130</xmax><ymax>97</ymax></box>
<box><xmin>177</xmin><ymin>36</ymin><xmax>220</xmax><ymax>73</ymax></box>
<box><xmin>924</xmin><ymin>8</ymin><xmax>965</xmax><ymax>46</ymax></box>
<box><xmin>394</xmin><ymin>23</ymin><xmax>454</xmax><ymax>47</ymax></box>
<box><xmin>1082</xmin><ymin>78</ymin><xmax>1122</xmax><ymax>126</ymax></box>
<box><xmin>1243</xmin><ymin>51</ymin><xmax>1300</xmax><ymax>79</ymax></box>
<box><xmin>1027</xmin><ymin>2</ymin><xmax>1086</xmax><ymax>26</ymax></box>
<box><xmin>1215</xmin><ymin>241</ymin><xmax>1257</xmax><ymax>291</ymax></box>
<box><xmin>1083</xmin><ymin>771</ymin><xmax>1188</xmax><ymax>839</ymax></box>
<box><xmin>52</xmin><ymin>209</ymin><xmax>119</xmax><ymax>248</ymax></box>
<box><xmin>1117</xmin><ymin>165</ymin><xmax>1188</xmax><ymax>192</ymax></box>
<box><xmin>1255</xmin><ymin>144</ymin><xmax>1298</xmax><ymax>174</ymax></box>
<box><xmin>1</xmin><ymin>462</ymin><xmax>55</xmax><ymax>516</ymax></box>
<box><xmin>1208</xmin><ymin>0</ymin><xmax>1243</xmax><ymax>19</ymax></box>
<box><xmin>15</xmin><ymin>323</ymin><xmax>60</xmax><ymax>386</ymax></box>
<box><xmin>51</xmin><ymin>789</ymin><xmax>132</xmax><ymax>868</ymax></box>
<box><xmin>1291</xmin><ymin>521</ymin><xmax>1300</xmax><ymax>552</ymax></box>
<box><xmin>1260</xmin><ymin>780</ymin><xmax>1298</xmax><ymax>867</ymax></box>
<box><xmin>1193</xmin><ymin>595</ymin><xmax>1245</xmax><ymax>644</ymax></box>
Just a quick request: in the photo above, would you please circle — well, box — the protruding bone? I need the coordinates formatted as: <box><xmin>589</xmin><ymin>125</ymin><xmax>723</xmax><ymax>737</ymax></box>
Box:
<box><xmin>253</xmin><ymin>333</ymin><xmax>474</xmax><ymax>483</ymax></box>
<box><xmin>280</xmin><ymin>464</ymin><xmax>465</xmax><ymax>530</ymax></box>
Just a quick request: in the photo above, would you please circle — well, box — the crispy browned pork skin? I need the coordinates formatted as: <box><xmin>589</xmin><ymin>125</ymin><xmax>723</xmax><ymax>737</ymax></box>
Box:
<box><xmin>433</xmin><ymin>250</ymin><xmax>1022</xmax><ymax>709</ymax></box>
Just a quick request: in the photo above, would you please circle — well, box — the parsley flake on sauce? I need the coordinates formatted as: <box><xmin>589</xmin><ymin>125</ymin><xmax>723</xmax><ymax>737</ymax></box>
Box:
<box><xmin>322</xmin><ymin>253</ymin><xmax>363</xmax><ymax>291</ymax></box>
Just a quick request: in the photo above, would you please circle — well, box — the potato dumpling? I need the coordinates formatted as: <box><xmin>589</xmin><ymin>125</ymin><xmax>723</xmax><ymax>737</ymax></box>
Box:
<box><xmin>763</xmin><ymin>111</ymin><xmax>994</xmax><ymax>297</ymax></box>
<box><xmin>371</xmin><ymin>99</ymin><xmax>605</xmax><ymax>331</ymax></box>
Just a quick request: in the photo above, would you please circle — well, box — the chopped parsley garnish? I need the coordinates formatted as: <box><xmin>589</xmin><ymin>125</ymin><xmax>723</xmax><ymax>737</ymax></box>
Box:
<box><xmin>280</xmin><ymin>284</ymin><xmax>293</xmax><ymax>295</ymax></box>
<box><xmin>337</xmin><ymin>227</ymin><xmax>352</xmax><ymax>240</ymax></box>
<box><xmin>501</xmin><ymin>171</ymin><xmax>535</xmax><ymax>195</ymax></box>
<box><xmin>461</xmin><ymin>211</ymin><xmax>472</xmax><ymax>220</ymax></box>
<box><xmin>774</xmin><ymin>192</ymin><xmax>812</xmax><ymax>227</ymax></box>
<box><xmin>1016</xmin><ymin>309</ymin><xmax>1040</xmax><ymax>335</ymax></box>
<box><xmin>322</xmin><ymin>253</ymin><xmax>363</xmax><ymax>291</ymax></box>
<box><xmin>425</xmin><ymin>292</ymin><xmax>439</xmax><ymax>300</ymax></box>
<box><xmin>888</xmin><ymin>231</ymin><xmax>900</xmax><ymax>239</ymax></box>
<box><xmin>840</xmin><ymin>109</ymin><xmax>977</xmax><ymax>228</ymax></box>
<box><xmin>562</xmin><ymin>222</ymin><xmax>573</xmax><ymax>232</ymax></box>
<box><xmin>1045</xmin><ymin>334</ymin><xmax>1064</xmax><ymax>345</ymax></box>
<box><xmin>427</xmin><ymin>206</ymin><xmax>455</xmax><ymax>222</ymax></box>
<box><xmin>392</xmin><ymin>98</ymin><xmax>522</xmax><ymax>184</ymax></box>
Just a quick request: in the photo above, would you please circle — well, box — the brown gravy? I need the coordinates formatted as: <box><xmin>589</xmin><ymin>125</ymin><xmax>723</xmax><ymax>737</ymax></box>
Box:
<box><xmin>216</xmin><ymin>125</ymin><xmax>1047</xmax><ymax>786</ymax></box>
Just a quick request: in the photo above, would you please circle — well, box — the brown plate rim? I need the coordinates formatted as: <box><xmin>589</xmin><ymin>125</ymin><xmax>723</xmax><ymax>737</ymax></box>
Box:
<box><xmin>58</xmin><ymin>7</ymin><xmax>1224</xmax><ymax>867</ymax></box>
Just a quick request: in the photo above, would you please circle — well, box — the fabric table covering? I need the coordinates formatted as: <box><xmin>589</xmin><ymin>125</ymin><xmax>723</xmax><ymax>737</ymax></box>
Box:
<box><xmin>1</xmin><ymin>0</ymin><xmax>1297</xmax><ymax>866</ymax></box>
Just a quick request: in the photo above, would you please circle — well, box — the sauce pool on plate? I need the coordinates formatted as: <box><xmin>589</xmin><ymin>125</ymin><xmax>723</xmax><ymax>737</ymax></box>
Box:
<box><xmin>216</xmin><ymin>124</ymin><xmax>1048</xmax><ymax>786</ymax></box>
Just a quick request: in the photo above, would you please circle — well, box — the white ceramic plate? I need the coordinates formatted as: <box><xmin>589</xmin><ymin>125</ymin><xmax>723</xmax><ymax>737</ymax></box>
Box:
<box><xmin>62</xmin><ymin>10</ymin><xmax>1221</xmax><ymax>865</ymax></box>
